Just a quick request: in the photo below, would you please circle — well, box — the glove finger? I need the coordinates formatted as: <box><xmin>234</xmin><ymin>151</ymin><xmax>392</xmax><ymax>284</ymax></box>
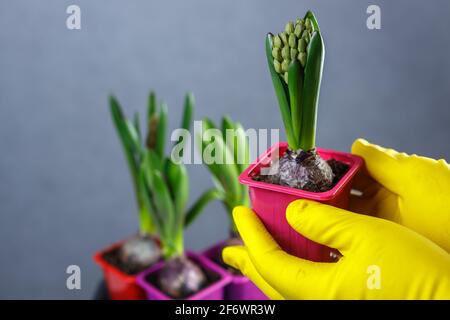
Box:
<box><xmin>286</xmin><ymin>199</ymin><xmax>377</xmax><ymax>255</ymax></box>
<box><xmin>233</xmin><ymin>206</ymin><xmax>335</xmax><ymax>299</ymax></box>
<box><xmin>222</xmin><ymin>246</ymin><xmax>285</xmax><ymax>300</ymax></box>
<box><xmin>351</xmin><ymin>138</ymin><xmax>406</xmax><ymax>195</ymax></box>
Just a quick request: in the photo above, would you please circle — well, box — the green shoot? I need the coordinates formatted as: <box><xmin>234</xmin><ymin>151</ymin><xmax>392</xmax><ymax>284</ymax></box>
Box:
<box><xmin>137</xmin><ymin>93</ymin><xmax>222</xmax><ymax>260</ymax></box>
<box><xmin>266</xmin><ymin>11</ymin><xmax>324</xmax><ymax>151</ymax></box>
<box><xmin>197</xmin><ymin>116</ymin><xmax>250</xmax><ymax>233</ymax></box>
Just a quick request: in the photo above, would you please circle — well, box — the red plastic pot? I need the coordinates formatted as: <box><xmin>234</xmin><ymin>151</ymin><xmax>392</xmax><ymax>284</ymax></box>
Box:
<box><xmin>93</xmin><ymin>238</ymin><xmax>156</xmax><ymax>300</ymax></box>
<box><xmin>202</xmin><ymin>241</ymin><xmax>268</xmax><ymax>300</ymax></box>
<box><xmin>239</xmin><ymin>142</ymin><xmax>363</xmax><ymax>262</ymax></box>
<box><xmin>136</xmin><ymin>251</ymin><xmax>231</xmax><ymax>300</ymax></box>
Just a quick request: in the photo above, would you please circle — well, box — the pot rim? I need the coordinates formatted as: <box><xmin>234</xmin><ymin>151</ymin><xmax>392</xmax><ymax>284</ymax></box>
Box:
<box><xmin>93</xmin><ymin>235</ymin><xmax>160</xmax><ymax>282</ymax></box>
<box><xmin>239</xmin><ymin>142</ymin><xmax>364</xmax><ymax>201</ymax></box>
<box><xmin>202</xmin><ymin>240</ymin><xmax>251</xmax><ymax>284</ymax></box>
<box><xmin>136</xmin><ymin>251</ymin><xmax>231</xmax><ymax>300</ymax></box>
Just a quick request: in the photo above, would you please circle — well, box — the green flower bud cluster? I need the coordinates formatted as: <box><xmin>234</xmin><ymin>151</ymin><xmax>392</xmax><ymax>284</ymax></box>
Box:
<box><xmin>271</xmin><ymin>18</ymin><xmax>314</xmax><ymax>84</ymax></box>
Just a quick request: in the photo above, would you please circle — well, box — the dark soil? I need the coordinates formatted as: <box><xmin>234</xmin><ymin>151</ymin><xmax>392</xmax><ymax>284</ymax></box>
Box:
<box><xmin>145</xmin><ymin>257</ymin><xmax>219</xmax><ymax>299</ymax></box>
<box><xmin>103</xmin><ymin>246</ymin><xmax>147</xmax><ymax>275</ymax></box>
<box><xmin>327</xmin><ymin>158</ymin><xmax>350</xmax><ymax>186</ymax></box>
<box><xmin>253</xmin><ymin>151</ymin><xmax>349</xmax><ymax>192</ymax></box>
<box><xmin>102</xmin><ymin>236</ymin><xmax>160</xmax><ymax>275</ymax></box>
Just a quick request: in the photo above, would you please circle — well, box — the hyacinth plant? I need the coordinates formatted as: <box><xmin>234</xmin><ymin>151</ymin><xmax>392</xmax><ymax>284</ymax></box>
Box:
<box><xmin>137</xmin><ymin>93</ymin><xmax>222</xmax><ymax>298</ymax></box>
<box><xmin>110</xmin><ymin>92</ymin><xmax>220</xmax><ymax>283</ymax></box>
<box><xmin>109</xmin><ymin>93</ymin><xmax>162</xmax><ymax>274</ymax></box>
<box><xmin>265</xmin><ymin>11</ymin><xmax>334</xmax><ymax>192</ymax></box>
<box><xmin>195</xmin><ymin>116</ymin><xmax>250</xmax><ymax>235</ymax></box>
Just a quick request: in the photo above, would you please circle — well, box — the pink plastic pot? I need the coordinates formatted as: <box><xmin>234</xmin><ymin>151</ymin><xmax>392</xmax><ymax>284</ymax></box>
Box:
<box><xmin>239</xmin><ymin>142</ymin><xmax>363</xmax><ymax>262</ymax></box>
<box><xmin>136</xmin><ymin>251</ymin><xmax>231</xmax><ymax>300</ymax></box>
<box><xmin>202</xmin><ymin>241</ymin><xmax>268</xmax><ymax>300</ymax></box>
<box><xmin>93</xmin><ymin>238</ymin><xmax>150</xmax><ymax>300</ymax></box>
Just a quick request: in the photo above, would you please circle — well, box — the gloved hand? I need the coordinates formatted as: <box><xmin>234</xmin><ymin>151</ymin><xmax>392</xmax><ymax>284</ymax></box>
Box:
<box><xmin>350</xmin><ymin>139</ymin><xmax>450</xmax><ymax>252</ymax></box>
<box><xmin>223</xmin><ymin>203</ymin><xmax>450</xmax><ymax>299</ymax></box>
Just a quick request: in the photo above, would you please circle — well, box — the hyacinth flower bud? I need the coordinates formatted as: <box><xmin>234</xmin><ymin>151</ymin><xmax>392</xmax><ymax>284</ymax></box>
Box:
<box><xmin>285</xmin><ymin>21</ymin><xmax>294</xmax><ymax>34</ymax></box>
<box><xmin>273</xmin><ymin>34</ymin><xmax>282</xmax><ymax>48</ymax></box>
<box><xmin>280</xmin><ymin>32</ymin><xmax>288</xmax><ymax>46</ymax></box>
<box><xmin>272</xmin><ymin>47</ymin><xmax>281</xmax><ymax>61</ymax></box>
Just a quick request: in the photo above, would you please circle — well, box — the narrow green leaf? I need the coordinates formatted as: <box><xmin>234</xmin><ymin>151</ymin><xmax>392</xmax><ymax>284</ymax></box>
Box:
<box><xmin>175</xmin><ymin>93</ymin><xmax>194</xmax><ymax>158</ymax></box>
<box><xmin>125</xmin><ymin>119</ymin><xmax>141</xmax><ymax>158</ymax></box>
<box><xmin>288</xmin><ymin>60</ymin><xmax>304</xmax><ymax>142</ymax></box>
<box><xmin>221</xmin><ymin>116</ymin><xmax>237</xmax><ymax>166</ymax></box>
<box><xmin>147</xmin><ymin>91</ymin><xmax>157</xmax><ymax>123</ymax></box>
<box><xmin>133</xmin><ymin>112</ymin><xmax>142</xmax><ymax>143</ymax></box>
<box><xmin>299</xmin><ymin>32</ymin><xmax>324</xmax><ymax>151</ymax></box>
<box><xmin>305</xmin><ymin>11</ymin><xmax>320</xmax><ymax>33</ymax></box>
<box><xmin>151</xmin><ymin>170</ymin><xmax>176</xmax><ymax>254</ymax></box>
<box><xmin>197</xmin><ymin>117</ymin><xmax>216</xmax><ymax>158</ymax></box>
<box><xmin>138</xmin><ymin>204</ymin><xmax>155</xmax><ymax>235</ymax></box>
<box><xmin>230</xmin><ymin>120</ymin><xmax>250</xmax><ymax>174</ymax></box>
<box><xmin>198</xmin><ymin>119</ymin><xmax>241</xmax><ymax>206</ymax></box>
<box><xmin>155</xmin><ymin>102</ymin><xmax>168</xmax><ymax>158</ymax></box>
<box><xmin>139</xmin><ymin>167</ymin><xmax>164</xmax><ymax>238</ymax></box>
<box><xmin>145</xmin><ymin>148</ymin><xmax>164</xmax><ymax>173</ymax></box>
<box><xmin>265</xmin><ymin>34</ymin><xmax>298</xmax><ymax>149</ymax></box>
<box><xmin>184</xmin><ymin>188</ymin><xmax>224</xmax><ymax>227</ymax></box>
<box><xmin>182</xmin><ymin>93</ymin><xmax>194</xmax><ymax>132</ymax></box>
<box><xmin>109</xmin><ymin>96</ymin><xmax>140</xmax><ymax>206</ymax></box>
<box><xmin>165</xmin><ymin>159</ymin><xmax>189</xmax><ymax>219</ymax></box>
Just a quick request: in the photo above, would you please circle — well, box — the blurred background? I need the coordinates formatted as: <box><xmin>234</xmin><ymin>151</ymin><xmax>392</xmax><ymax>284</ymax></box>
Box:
<box><xmin>0</xmin><ymin>0</ymin><xmax>449</xmax><ymax>299</ymax></box>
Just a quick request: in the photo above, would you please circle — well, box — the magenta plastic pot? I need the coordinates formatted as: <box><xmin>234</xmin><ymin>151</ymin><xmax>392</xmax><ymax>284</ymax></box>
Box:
<box><xmin>136</xmin><ymin>251</ymin><xmax>231</xmax><ymax>300</ymax></box>
<box><xmin>202</xmin><ymin>241</ymin><xmax>268</xmax><ymax>300</ymax></box>
<box><xmin>239</xmin><ymin>142</ymin><xmax>363</xmax><ymax>262</ymax></box>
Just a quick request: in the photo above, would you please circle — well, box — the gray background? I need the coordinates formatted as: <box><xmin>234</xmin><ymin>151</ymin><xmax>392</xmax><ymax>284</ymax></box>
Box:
<box><xmin>0</xmin><ymin>0</ymin><xmax>449</xmax><ymax>299</ymax></box>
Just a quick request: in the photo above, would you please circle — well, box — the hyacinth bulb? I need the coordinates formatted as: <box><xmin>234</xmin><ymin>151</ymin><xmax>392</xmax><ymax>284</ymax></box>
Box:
<box><xmin>279</xmin><ymin>149</ymin><xmax>333</xmax><ymax>192</ymax></box>
<box><xmin>119</xmin><ymin>235</ymin><xmax>161</xmax><ymax>273</ymax></box>
<box><xmin>158</xmin><ymin>256</ymin><xmax>207</xmax><ymax>298</ymax></box>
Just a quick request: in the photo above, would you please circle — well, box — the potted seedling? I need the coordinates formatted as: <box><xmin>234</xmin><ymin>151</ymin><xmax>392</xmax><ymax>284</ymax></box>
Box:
<box><xmin>93</xmin><ymin>92</ymin><xmax>213</xmax><ymax>299</ymax></box>
<box><xmin>239</xmin><ymin>12</ymin><xmax>363</xmax><ymax>261</ymax></box>
<box><xmin>93</xmin><ymin>92</ymin><xmax>166</xmax><ymax>299</ymax></box>
<box><xmin>135</xmin><ymin>97</ymin><xmax>231</xmax><ymax>300</ymax></box>
<box><xmin>197</xmin><ymin>116</ymin><xmax>267</xmax><ymax>300</ymax></box>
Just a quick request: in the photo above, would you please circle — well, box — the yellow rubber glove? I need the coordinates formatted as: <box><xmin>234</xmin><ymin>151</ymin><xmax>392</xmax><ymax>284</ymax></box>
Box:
<box><xmin>223</xmin><ymin>203</ymin><xmax>450</xmax><ymax>299</ymax></box>
<box><xmin>350</xmin><ymin>139</ymin><xmax>450</xmax><ymax>252</ymax></box>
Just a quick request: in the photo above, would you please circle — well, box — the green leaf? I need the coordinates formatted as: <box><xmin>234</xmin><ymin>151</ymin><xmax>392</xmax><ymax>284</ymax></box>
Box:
<box><xmin>198</xmin><ymin>119</ymin><xmax>241</xmax><ymax>206</ymax></box>
<box><xmin>221</xmin><ymin>116</ymin><xmax>237</xmax><ymax>166</ymax></box>
<box><xmin>155</xmin><ymin>102</ymin><xmax>168</xmax><ymax>158</ymax></box>
<box><xmin>139</xmin><ymin>167</ymin><xmax>164</xmax><ymax>237</ymax></box>
<box><xmin>145</xmin><ymin>148</ymin><xmax>163</xmax><ymax>173</ymax></box>
<box><xmin>305</xmin><ymin>11</ymin><xmax>320</xmax><ymax>33</ymax></box>
<box><xmin>222</xmin><ymin>117</ymin><xmax>249</xmax><ymax>174</ymax></box>
<box><xmin>109</xmin><ymin>96</ymin><xmax>140</xmax><ymax>205</ymax></box>
<box><xmin>182</xmin><ymin>93</ymin><xmax>194</xmax><ymax>132</ymax></box>
<box><xmin>265</xmin><ymin>34</ymin><xmax>298</xmax><ymax>149</ymax></box>
<box><xmin>175</xmin><ymin>93</ymin><xmax>194</xmax><ymax>158</ymax></box>
<box><xmin>147</xmin><ymin>91</ymin><xmax>157</xmax><ymax>123</ymax></box>
<box><xmin>125</xmin><ymin>119</ymin><xmax>142</xmax><ymax>158</ymax></box>
<box><xmin>234</xmin><ymin>124</ymin><xmax>250</xmax><ymax>174</ymax></box>
<box><xmin>133</xmin><ymin>112</ymin><xmax>142</xmax><ymax>143</ymax></box>
<box><xmin>151</xmin><ymin>170</ymin><xmax>177</xmax><ymax>256</ymax></box>
<box><xmin>299</xmin><ymin>31</ymin><xmax>324</xmax><ymax>151</ymax></box>
<box><xmin>196</xmin><ymin>117</ymin><xmax>216</xmax><ymax>157</ymax></box>
<box><xmin>165</xmin><ymin>159</ymin><xmax>189</xmax><ymax>219</ymax></box>
<box><xmin>288</xmin><ymin>60</ymin><xmax>304</xmax><ymax>142</ymax></box>
<box><xmin>184</xmin><ymin>188</ymin><xmax>224</xmax><ymax>227</ymax></box>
